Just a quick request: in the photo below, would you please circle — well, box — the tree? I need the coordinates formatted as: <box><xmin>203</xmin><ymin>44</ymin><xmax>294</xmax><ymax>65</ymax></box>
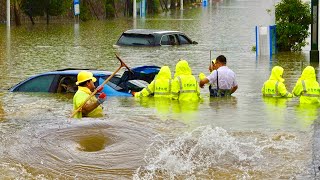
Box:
<box><xmin>106</xmin><ymin>0</ymin><xmax>116</xmax><ymax>18</ymax></box>
<box><xmin>21</xmin><ymin>0</ymin><xmax>70</xmax><ymax>24</ymax></box>
<box><xmin>275</xmin><ymin>0</ymin><xmax>311</xmax><ymax>51</ymax></box>
<box><xmin>13</xmin><ymin>0</ymin><xmax>23</xmax><ymax>26</ymax></box>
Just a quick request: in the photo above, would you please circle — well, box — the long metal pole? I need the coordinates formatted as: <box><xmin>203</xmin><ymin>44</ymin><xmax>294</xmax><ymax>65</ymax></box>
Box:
<box><xmin>6</xmin><ymin>0</ymin><xmax>10</xmax><ymax>27</ymax></box>
<box><xmin>180</xmin><ymin>0</ymin><xmax>183</xmax><ymax>10</ymax></box>
<box><xmin>310</xmin><ymin>0</ymin><xmax>319</xmax><ymax>62</ymax></box>
<box><xmin>133</xmin><ymin>0</ymin><xmax>136</xmax><ymax>19</ymax></box>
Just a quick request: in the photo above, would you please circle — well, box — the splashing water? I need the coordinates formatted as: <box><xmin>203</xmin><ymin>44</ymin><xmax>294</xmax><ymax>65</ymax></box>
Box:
<box><xmin>133</xmin><ymin>126</ymin><xmax>265</xmax><ymax>180</ymax></box>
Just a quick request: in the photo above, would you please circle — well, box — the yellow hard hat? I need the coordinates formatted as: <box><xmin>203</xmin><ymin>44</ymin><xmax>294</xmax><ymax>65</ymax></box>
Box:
<box><xmin>76</xmin><ymin>71</ymin><xmax>97</xmax><ymax>85</ymax></box>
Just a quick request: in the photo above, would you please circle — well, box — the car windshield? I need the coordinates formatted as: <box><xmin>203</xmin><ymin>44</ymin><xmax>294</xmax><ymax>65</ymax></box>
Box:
<box><xmin>117</xmin><ymin>33</ymin><xmax>155</xmax><ymax>46</ymax></box>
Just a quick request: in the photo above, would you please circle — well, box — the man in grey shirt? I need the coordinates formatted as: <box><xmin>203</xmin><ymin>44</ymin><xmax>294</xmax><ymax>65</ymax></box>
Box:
<box><xmin>199</xmin><ymin>55</ymin><xmax>238</xmax><ymax>97</ymax></box>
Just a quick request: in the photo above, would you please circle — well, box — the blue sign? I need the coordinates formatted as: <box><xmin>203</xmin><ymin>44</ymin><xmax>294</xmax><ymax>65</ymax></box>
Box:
<box><xmin>203</xmin><ymin>0</ymin><xmax>207</xmax><ymax>7</ymax></box>
<box><xmin>140</xmin><ymin>0</ymin><xmax>146</xmax><ymax>18</ymax></box>
<box><xmin>74</xmin><ymin>0</ymin><xmax>80</xmax><ymax>16</ymax></box>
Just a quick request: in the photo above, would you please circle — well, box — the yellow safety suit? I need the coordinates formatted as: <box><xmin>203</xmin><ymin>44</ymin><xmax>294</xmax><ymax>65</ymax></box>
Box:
<box><xmin>73</xmin><ymin>86</ymin><xmax>103</xmax><ymax>118</ymax></box>
<box><xmin>295</xmin><ymin>103</ymin><xmax>318</xmax><ymax>130</ymax></box>
<box><xmin>135</xmin><ymin>66</ymin><xmax>172</xmax><ymax>98</ymax></box>
<box><xmin>172</xmin><ymin>60</ymin><xmax>200</xmax><ymax>101</ymax></box>
<box><xmin>292</xmin><ymin>66</ymin><xmax>320</xmax><ymax>104</ymax></box>
<box><xmin>261</xmin><ymin>66</ymin><xmax>293</xmax><ymax>98</ymax></box>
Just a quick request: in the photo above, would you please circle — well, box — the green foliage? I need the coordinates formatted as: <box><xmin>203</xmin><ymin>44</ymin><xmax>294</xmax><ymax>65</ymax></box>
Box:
<box><xmin>21</xmin><ymin>0</ymin><xmax>70</xmax><ymax>18</ymax></box>
<box><xmin>105</xmin><ymin>4</ymin><xmax>115</xmax><ymax>18</ymax></box>
<box><xmin>144</xmin><ymin>0</ymin><xmax>161</xmax><ymax>14</ymax></box>
<box><xmin>251</xmin><ymin>45</ymin><xmax>256</xmax><ymax>51</ymax></box>
<box><xmin>79</xmin><ymin>1</ymin><xmax>92</xmax><ymax>21</ymax></box>
<box><xmin>48</xmin><ymin>0</ymin><xmax>69</xmax><ymax>16</ymax></box>
<box><xmin>21</xmin><ymin>0</ymin><xmax>45</xmax><ymax>16</ymax></box>
<box><xmin>105</xmin><ymin>0</ymin><xmax>115</xmax><ymax>18</ymax></box>
<box><xmin>275</xmin><ymin>0</ymin><xmax>311</xmax><ymax>51</ymax></box>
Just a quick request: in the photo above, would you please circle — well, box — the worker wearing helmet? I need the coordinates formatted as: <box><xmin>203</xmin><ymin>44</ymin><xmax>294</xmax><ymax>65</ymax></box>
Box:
<box><xmin>292</xmin><ymin>66</ymin><xmax>320</xmax><ymax>104</ymax></box>
<box><xmin>261</xmin><ymin>66</ymin><xmax>293</xmax><ymax>98</ymax></box>
<box><xmin>73</xmin><ymin>71</ymin><xmax>106</xmax><ymax>118</ymax></box>
<box><xmin>171</xmin><ymin>59</ymin><xmax>201</xmax><ymax>101</ymax></box>
<box><xmin>134</xmin><ymin>66</ymin><xmax>172</xmax><ymax>98</ymax></box>
<box><xmin>199</xmin><ymin>55</ymin><xmax>238</xmax><ymax>97</ymax></box>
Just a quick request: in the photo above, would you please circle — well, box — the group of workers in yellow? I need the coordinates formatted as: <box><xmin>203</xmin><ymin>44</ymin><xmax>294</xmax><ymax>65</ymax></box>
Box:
<box><xmin>261</xmin><ymin>65</ymin><xmax>320</xmax><ymax>104</ymax></box>
<box><xmin>134</xmin><ymin>55</ymin><xmax>238</xmax><ymax>100</ymax></box>
<box><xmin>72</xmin><ymin>55</ymin><xmax>319</xmax><ymax>119</ymax></box>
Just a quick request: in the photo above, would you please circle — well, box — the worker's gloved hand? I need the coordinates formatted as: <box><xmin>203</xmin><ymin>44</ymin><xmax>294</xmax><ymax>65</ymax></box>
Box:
<box><xmin>199</xmin><ymin>72</ymin><xmax>206</xmax><ymax>80</ymax></box>
<box><xmin>97</xmin><ymin>93</ymin><xmax>107</xmax><ymax>104</ymax></box>
<box><xmin>96</xmin><ymin>85</ymin><xmax>104</xmax><ymax>93</ymax></box>
<box><xmin>131</xmin><ymin>91</ymin><xmax>136</xmax><ymax>97</ymax></box>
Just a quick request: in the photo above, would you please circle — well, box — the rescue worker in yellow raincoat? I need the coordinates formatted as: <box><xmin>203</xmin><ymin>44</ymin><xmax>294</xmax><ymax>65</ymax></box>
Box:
<box><xmin>134</xmin><ymin>66</ymin><xmax>172</xmax><ymax>98</ymax></box>
<box><xmin>292</xmin><ymin>66</ymin><xmax>320</xmax><ymax>104</ymax></box>
<box><xmin>171</xmin><ymin>60</ymin><xmax>201</xmax><ymax>101</ymax></box>
<box><xmin>73</xmin><ymin>71</ymin><xmax>106</xmax><ymax>118</ymax></box>
<box><xmin>261</xmin><ymin>66</ymin><xmax>293</xmax><ymax>98</ymax></box>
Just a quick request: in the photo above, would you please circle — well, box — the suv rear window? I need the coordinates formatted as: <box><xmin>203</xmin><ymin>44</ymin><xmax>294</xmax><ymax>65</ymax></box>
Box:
<box><xmin>15</xmin><ymin>75</ymin><xmax>55</xmax><ymax>92</ymax></box>
<box><xmin>117</xmin><ymin>34</ymin><xmax>155</xmax><ymax>46</ymax></box>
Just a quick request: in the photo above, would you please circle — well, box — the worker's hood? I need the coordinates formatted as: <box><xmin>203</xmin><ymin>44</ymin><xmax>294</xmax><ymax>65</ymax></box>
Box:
<box><xmin>174</xmin><ymin>60</ymin><xmax>192</xmax><ymax>78</ymax></box>
<box><xmin>155</xmin><ymin>66</ymin><xmax>171</xmax><ymax>80</ymax></box>
<box><xmin>299</xmin><ymin>66</ymin><xmax>316</xmax><ymax>81</ymax></box>
<box><xmin>269</xmin><ymin>66</ymin><xmax>284</xmax><ymax>82</ymax></box>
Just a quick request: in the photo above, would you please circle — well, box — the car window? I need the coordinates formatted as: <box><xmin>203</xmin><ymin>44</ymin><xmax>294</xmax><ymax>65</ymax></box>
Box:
<box><xmin>56</xmin><ymin>75</ymin><xmax>77</xmax><ymax>93</ymax></box>
<box><xmin>177</xmin><ymin>34</ymin><xmax>192</xmax><ymax>45</ymax></box>
<box><xmin>16</xmin><ymin>74</ymin><xmax>55</xmax><ymax>92</ymax></box>
<box><xmin>160</xmin><ymin>35</ymin><xmax>170</xmax><ymax>45</ymax></box>
<box><xmin>117</xmin><ymin>33</ymin><xmax>155</xmax><ymax>46</ymax></box>
<box><xmin>161</xmin><ymin>35</ymin><xmax>178</xmax><ymax>45</ymax></box>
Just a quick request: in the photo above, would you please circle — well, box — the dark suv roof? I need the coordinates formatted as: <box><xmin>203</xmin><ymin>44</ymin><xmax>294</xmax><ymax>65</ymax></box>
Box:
<box><xmin>115</xmin><ymin>29</ymin><xmax>197</xmax><ymax>47</ymax></box>
<box><xmin>123</xmin><ymin>29</ymin><xmax>181</xmax><ymax>35</ymax></box>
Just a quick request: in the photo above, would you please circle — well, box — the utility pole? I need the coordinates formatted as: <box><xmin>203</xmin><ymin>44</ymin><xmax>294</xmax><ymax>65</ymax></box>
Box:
<box><xmin>181</xmin><ymin>0</ymin><xmax>183</xmax><ymax>10</ymax></box>
<box><xmin>7</xmin><ymin>0</ymin><xmax>10</xmax><ymax>27</ymax></box>
<box><xmin>133</xmin><ymin>0</ymin><xmax>136</xmax><ymax>19</ymax></box>
<box><xmin>310</xmin><ymin>0</ymin><xmax>319</xmax><ymax>62</ymax></box>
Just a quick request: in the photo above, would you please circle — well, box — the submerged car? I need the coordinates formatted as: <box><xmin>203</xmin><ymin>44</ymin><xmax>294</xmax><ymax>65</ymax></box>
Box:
<box><xmin>115</xmin><ymin>29</ymin><xmax>198</xmax><ymax>47</ymax></box>
<box><xmin>9</xmin><ymin>66</ymin><xmax>160</xmax><ymax>97</ymax></box>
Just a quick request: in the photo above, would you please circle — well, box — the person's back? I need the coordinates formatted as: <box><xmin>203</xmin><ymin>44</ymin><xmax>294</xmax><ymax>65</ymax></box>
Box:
<box><xmin>292</xmin><ymin>66</ymin><xmax>320</xmax><ymax>104</ymax></box>
<box><xmin>261</xmin><ymin>66</ymin><xmax>293</xmax><ymax>98</ymax></box>
<box><xmin>172</xmin><ymin>60</ymin><xmax>200</xmax><ymax>101</ymax></box>
<box><xmin>199</xmin><ymin>55</ymin><xmax>238</xmax><ymax>97</ymax></box>
<box><xmin>134</xmin><ymin>66</ymin><xmax>172</xmax><ymax>98</ymax></box>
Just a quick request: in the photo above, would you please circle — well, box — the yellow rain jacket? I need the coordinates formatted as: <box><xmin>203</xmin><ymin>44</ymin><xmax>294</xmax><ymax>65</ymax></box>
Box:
<box><xmin>135</xmin><ymin>66</ymin><xmax>172</xmax><ymax>98</ymax></box>
<box><xmin>73</xmin><ymin>86</ymin><xmax>104</xmax><ymax>118</ymax></box>
<box><xmin>172</xmin><ymin>60</ymin><xmax>200</xmax><ymax>101</ymax></box>
<box><xmin>292</xmin><ymin>66</ymin><xmax>320</xmax><ymax>104</ymax></box>
<box><xmin>261</xmin><ymin>66</ymin><xmax>293</xmax><ymax>98</ymax></box>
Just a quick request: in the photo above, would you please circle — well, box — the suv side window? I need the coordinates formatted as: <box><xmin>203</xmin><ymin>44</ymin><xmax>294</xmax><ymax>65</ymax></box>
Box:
<box><xmin>177</xmin><ymin>34</ymin><xmax>192</xmax><ymax>45</ymax></box>
<box><xmin>161</xmin><ymin>35</ymin><xmax>178</xmax><ymax>45</ymax></box>
<box><xmin>160</xmin><ymin>35</ymin><xmax>170</xmax><ymax>45</ymax></box>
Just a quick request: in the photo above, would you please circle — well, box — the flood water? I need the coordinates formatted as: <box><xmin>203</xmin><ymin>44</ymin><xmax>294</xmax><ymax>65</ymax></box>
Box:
<box><xmin>0</xmin><ymin>0</ymin><xmax>319</xmax><ymax>179</ymax></box>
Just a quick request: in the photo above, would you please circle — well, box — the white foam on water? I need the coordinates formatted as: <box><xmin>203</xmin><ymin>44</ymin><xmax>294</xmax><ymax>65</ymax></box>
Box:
<box><xmin>133</xmin><ymin>126</ymin><xmax>265</xmax><ymax>179</ymax></box>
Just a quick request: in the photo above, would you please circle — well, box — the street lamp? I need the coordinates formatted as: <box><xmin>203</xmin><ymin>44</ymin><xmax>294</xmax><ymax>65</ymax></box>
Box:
<box><xmin>310</xmin><ymin>0</ymin><xmax>319</xmax><ymax>62</ymax></box>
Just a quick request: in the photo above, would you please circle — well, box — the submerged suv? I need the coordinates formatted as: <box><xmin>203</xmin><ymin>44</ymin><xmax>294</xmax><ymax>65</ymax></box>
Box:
<box><xmin>115</xmin><ymin>29</ymin><xmax>198</xmax><ymax>47</ymax></box>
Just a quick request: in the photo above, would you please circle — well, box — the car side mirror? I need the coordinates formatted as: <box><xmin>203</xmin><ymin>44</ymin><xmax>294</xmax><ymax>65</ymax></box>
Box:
<box><xmin>193</xmin><ymin>41</ymin><xmax>198</xmax><ymax>44</ymax></box>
